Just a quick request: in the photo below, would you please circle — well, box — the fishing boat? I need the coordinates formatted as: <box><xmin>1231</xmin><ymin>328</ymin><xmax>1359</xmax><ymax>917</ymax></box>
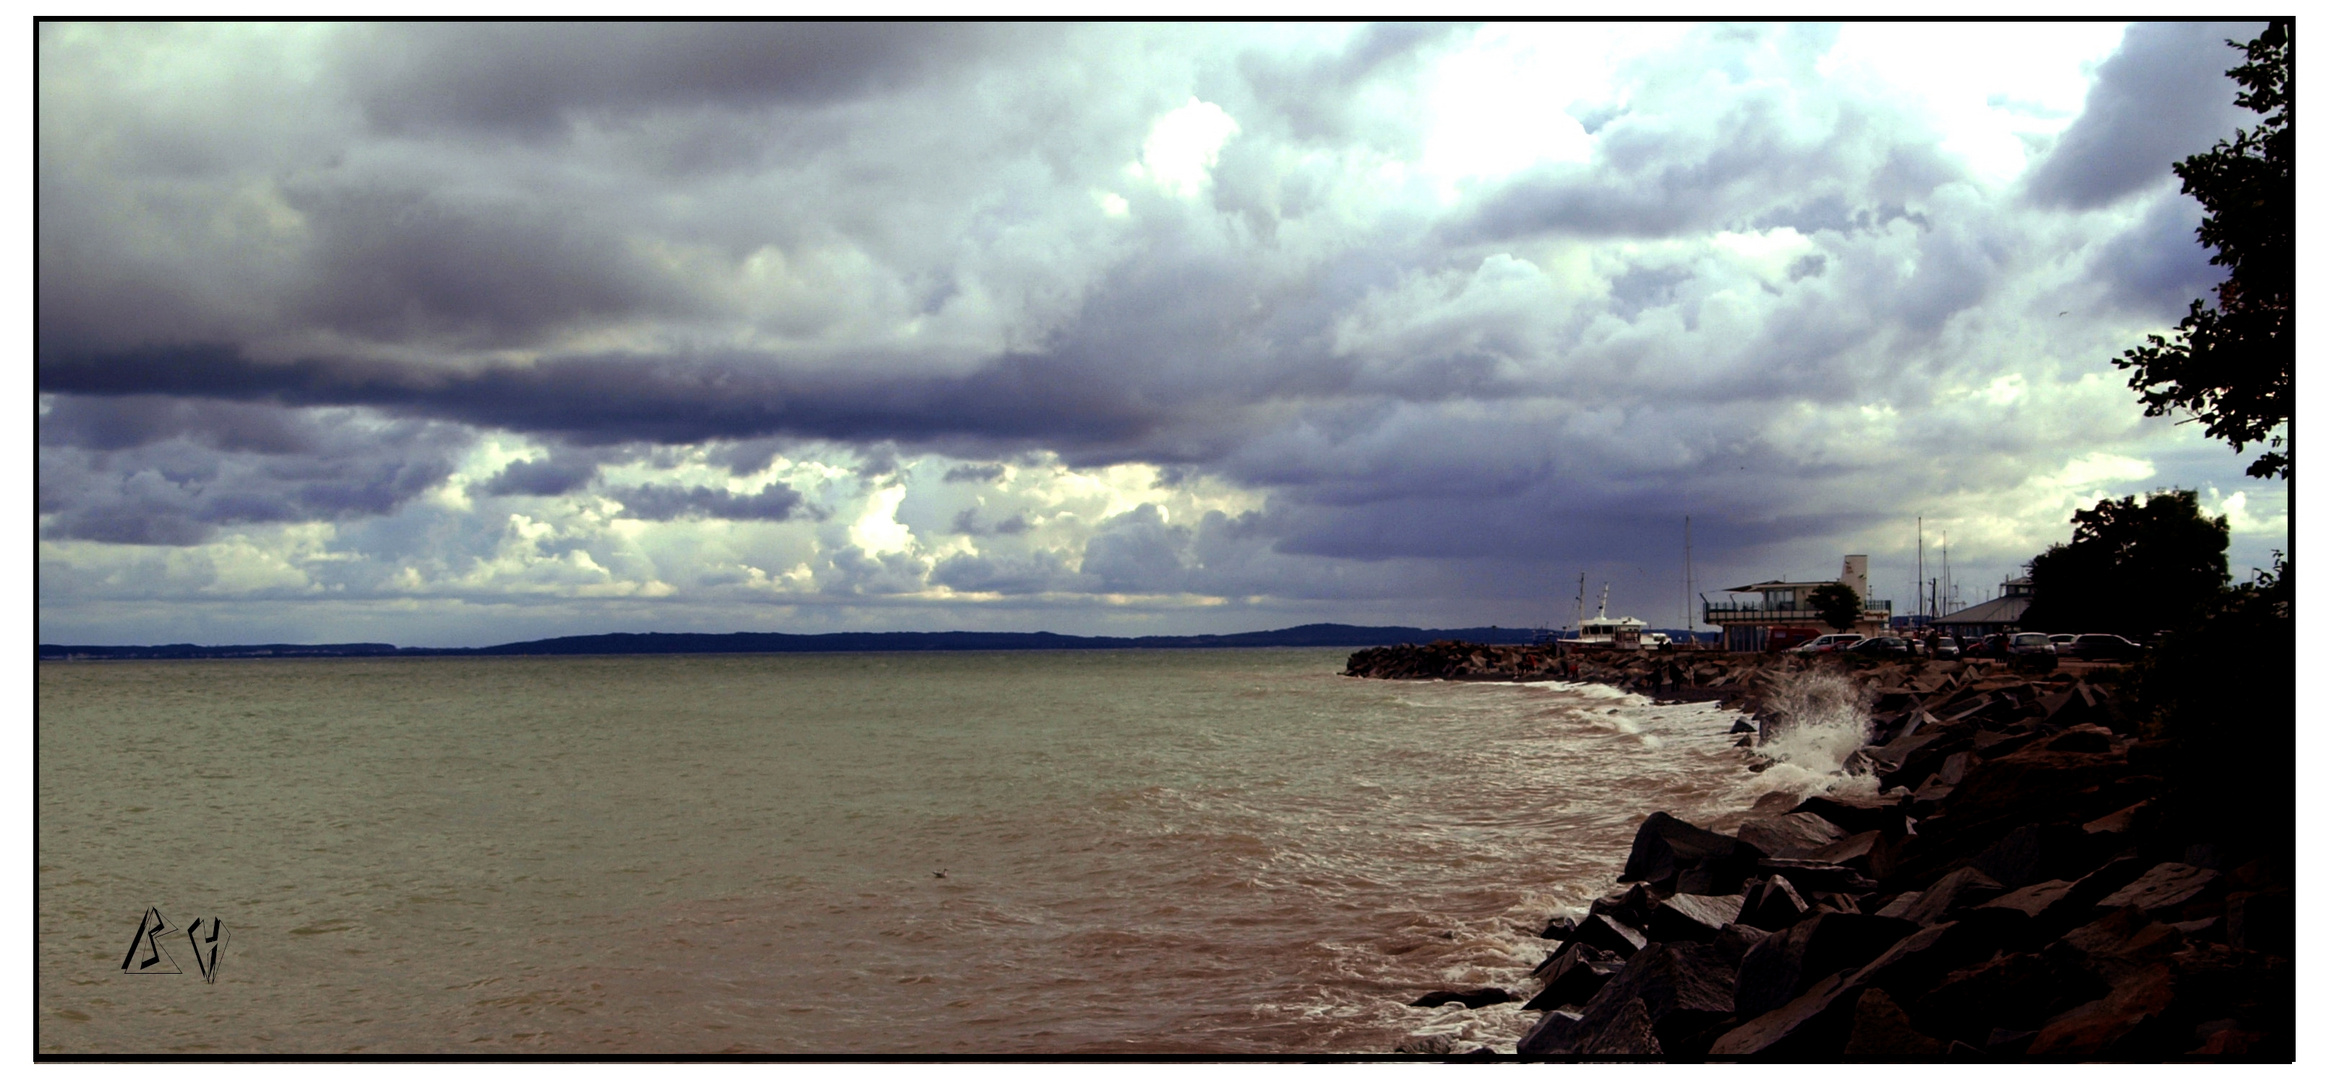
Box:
<box><xmin>1554</xmin><ymin>580</ymin><xmax>1671</xmax><ymax>652</ymax></box>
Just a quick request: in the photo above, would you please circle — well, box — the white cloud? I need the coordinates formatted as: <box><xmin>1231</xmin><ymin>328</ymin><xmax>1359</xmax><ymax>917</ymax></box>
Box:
<box><xmin>1128</xmin><ymin>97</ymin><xmax>1241</xmax><ymax>199</ymax></box>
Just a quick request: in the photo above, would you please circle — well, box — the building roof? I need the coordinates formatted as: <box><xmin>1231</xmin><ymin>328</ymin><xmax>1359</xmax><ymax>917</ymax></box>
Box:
<box><xmin>1722</xmin><ymin>579</ymin><xmax>1839</xmax><ymax>593</ymax></box>
<box><xmin>1930</xmin><ymin>594</ymin><xmax>2032</xmax><ymax>627</ymax></box>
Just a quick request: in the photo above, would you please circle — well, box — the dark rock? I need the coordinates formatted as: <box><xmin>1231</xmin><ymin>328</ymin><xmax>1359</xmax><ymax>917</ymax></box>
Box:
<box><xmin>2225</xmin><ymin>888</ymin><xmax>2292</xmax><ymax>956</ymax></box>
<box><xmin>1675</xmin><ymin>857</ymin><xmax>1757</xmax><ymax>896</ymax></box>
<box><xmin>1738</xmin><ymin>874</ymin><xmax>1811</xmax><ymax>931</ymax></box>
<box><xmin>1789</xmin><ymin>793</ymin><xmax>1900</xmax><ymax>834</ymax></box>
<box><xmin>2047</xmin><ymin>907</ymin><xmax>2184</xmax><ymax>988</ymax></box>
<box><xmin>1915</xmin><ymin>950</ymin><xmax>2101</xmax><ymax>1043</ymax></box>
<box><xmin>1565</xmin><ymin>941</ymin><xmax>1737</xmax><ymax>1055</ymax></box>
<box><xmin>1846</xmin><ymin>919</ymin><xmax>2006</xmax><ymax>1004</ymax></box>
<box><xmin>1710</xmin><ymin>970</ymin><xmax>1860</xmax><ymax>1057</ymax></box>
<box><xmin>1755</xmin><ymin>858</ymin><xmax>1878</xmax><ymax>895</ymax></box>
<box><xmin>1540</xmin><ymin>914</ymin><xmax>1579</xmax><ymax>941</ymax></box>
<box><xmin>1569</xmin><ymin>911</ymin><xmax>1647</xmax><ymax>958</ymax></box>
<box><xmin>1570</xmin><ymin>996</ymin><xmax>1663</xmax><ymax>1056</ymax></box>
<box><xmin>1394</xmin><ymin>1033</ymin><xmax>1464</xmax><ymax>1055</ymax></box>
<box><xmin>1843</xmin><ymin>987</ymin><xmax>1948</xmax><ymax>1057</ymax></box>
<box><xmin>2093</xmin><ymin>862</ymin><xmax>2219</xmax><ymax>920</ymax></box>
<box><xmin>1621</xmin><ymin>812</ymin><xmax>1760</xmax><ymax>891</ymax></box>
<box><xmin>1735</xmin><ymin>913</ymin><xmax>1918</xmax><ymax>1020</ymax></box>
<box><xmin>1803</xmin><ymin>830</ymin><xmax>1883</xmax><ymax>873</ymax></box>
<box><xmin>1729</xmin><ymin>717</ymin><xmax>1756</xmax><ymax>735</ymax></box>
<box><xmin>1513</xmin><ymin>1009</ymin><xmax>1585</xmax><ymax>1055</ymax></box>
<box><xmin>1588</xmin><ymin>882</ymin><xmax>1659</xmax><ymax>926</ymax></box>
<box><xmin>1524</xmin><ymin>943</ymin><xmax>1622</xmax><ymax>1011</ymax></box>
<box><xmin>2080</xmin><ymin>799</ymin><xmax>2151</xmax><ymax>839</ymax></box>
<box><xmin>1736</xmin><ymin>812</ymin><xmax>1850</xmax><ymax>859</ymax></box>
<box><xmin>1940</xmin><ymin>747</ymin><xmax>2126</xmax><ymax>833</ymax></box>
<box><xmin>2042</xmin><ymin>723</ymin><xmax>2114</xmax><ymax>754</ymax></box>
<box><xmin>1897</xmin><ymin>866</ymin><xmax>2006</xmax><ymax>926</ymax></box>
<box><xmin>1873</xmin><ymin>891</ymin><xmax>1922</xmax><ymax>918</ymax></box>
<box><xmin>1409</xmin><ymin>986</ymin><xmax>1515</xmax><ymax>1009</ymax></box>
<box><xmin>1712</xmin><ymin>921</ymin><xmax>1769</xmax><ymax>967</ymax></box>
<box><xmin>1646</xmin><ymin>892</ymin><xmax>1744</xmax><ymax>944</ymax></box>
<box><xmin>2024</xmin><ymin>961</ymin><xmax>2176</xmax><ymax>1058</ymax></box>
<box><xmin>1970</xmin><ymin>823</ymin><xmax>2103</xmax><ymax>890</ymax></box>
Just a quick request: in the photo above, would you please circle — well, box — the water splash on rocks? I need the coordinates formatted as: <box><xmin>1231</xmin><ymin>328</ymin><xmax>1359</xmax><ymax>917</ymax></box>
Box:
<box><xmin>1748</xmin><ymin>668</ymin><xmax>1880</xmax><ymax>798</ymax></box>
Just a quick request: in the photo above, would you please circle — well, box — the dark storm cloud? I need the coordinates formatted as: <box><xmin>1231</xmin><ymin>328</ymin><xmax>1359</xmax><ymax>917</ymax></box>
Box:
<box><xmin>38</xmin><ymin>402</ymin><xmax>473</xmax><ymax>545</ymax></box>
<box><xmin>942</xmin><ymin>463</ymin><xmax>1007</xmax><ymax>484</ymax></box>
<box><xmin>283</xmin><ymin>182</ymin><xmax>700</xmax><ymax>347</ymax></box>
<box><xmin>2022</xmin><ymin>22</ymin><xmax>2263</xmax><ymax>209</ymax></box>
<box><xmin>608</xmin><ymin>482</ymin><xmax>813</xmax><ymax>522</ymax></box>
<box><xmin>36</xmin><ymin>344</ymin><xmax>1171</xmax><ymax>450</ymax></box>
<box><xmin>482</xmin><ymin>450</ymin><xmax>605</xmax><ymax>497</ymax></box>
<box><xmin>2094</xmin><ymin>193</ymin><xmax>2226</xmax><ymax>318</ymax></box>
<box><xmin>340</xmin><ymin>23</ymin><xmax>1012</xmax><ymax>138</ymax></box>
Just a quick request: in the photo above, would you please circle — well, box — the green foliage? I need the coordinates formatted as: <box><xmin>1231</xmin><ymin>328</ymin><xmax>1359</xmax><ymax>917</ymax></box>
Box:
<box><xmin>2020</xmin><ymin>490</ymin><xmax>2228</xmax><ymax>637</ymax></box>
<box><xmin>2117</xmin><ymin>552</ymin><xmax>2291</xmax><ymax>857</ymax></box>
<box><xmin>2114</xmin><ymin>21</ymin><xmax>2293</xmax><ymax>480</ymax></box>
<box><xmin>1806</xmin><ymin>582</ymin><xmax>1861</xmax><ymax>631</ymax></box>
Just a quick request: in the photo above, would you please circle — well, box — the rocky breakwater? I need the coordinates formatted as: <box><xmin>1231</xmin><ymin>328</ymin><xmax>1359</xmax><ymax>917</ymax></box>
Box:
<box><xmin>1342</xmin><ymin>642</ymin><xmax>1780</xmax><ymax>707</ymax></box>
<box><xmin>1363</xmin><ymin>647</ymin><xmax>2292</xmax><ymax>1060</ymax></box>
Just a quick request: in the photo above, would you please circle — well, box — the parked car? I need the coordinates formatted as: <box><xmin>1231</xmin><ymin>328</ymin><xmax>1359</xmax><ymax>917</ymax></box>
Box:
<box><xmin>1845</xmin><ymin>635</ymin><xmax>1914</xmax><ymax>657</ymax></box>
<box><xmin>1791</xmin><ymin>633</ymin><xmax>1866</xmax><ymax>654</ymax></box>
<box><xmin>1964</xmin><ymin>633</ymin><xmax>2010</xmax><ymax>658</ymax></box>
<box><xmin>2066</xmin><ymin>633</ymin><xmax>2144</xmax><ymax>661</ymax></box>
<box><xmin>2049</xmin><ymin>634</ymin><xmax>2077</xmax><ymax>649</ymax></box>
<box><xmin>2007</xmin><ymin>632</ymin><xmax>2058</xmax><ymax>671</ymax></box>
<box><xmin>1931</xmin><ymin>635</ymin><xmax>1961</xmax><ymax>659</ymax></box>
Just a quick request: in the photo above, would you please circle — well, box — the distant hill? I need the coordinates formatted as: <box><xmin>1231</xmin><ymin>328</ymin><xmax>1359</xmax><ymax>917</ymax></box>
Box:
<box><xmin>37</xmin><ymin>623</ymin><xmax>1546</xmax><ymax>661</ymax></box>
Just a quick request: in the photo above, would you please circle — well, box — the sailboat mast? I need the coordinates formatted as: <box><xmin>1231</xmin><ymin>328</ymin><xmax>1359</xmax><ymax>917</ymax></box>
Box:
<box><xmin>1683</xmin><ymin>516</ymin><xmax>1694</xmax><ymax>634</ymax></box>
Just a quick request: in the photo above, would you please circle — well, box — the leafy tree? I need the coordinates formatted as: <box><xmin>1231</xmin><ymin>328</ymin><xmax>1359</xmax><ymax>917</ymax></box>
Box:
<box><xmin>1807</xmin><ymin>582</ymin><xmax>1861</xmax><ymax>631</ymax></box>
<box><xmin>2020</xmin><ymin>489</ymin><xmax>2228</xmax><ymax>637</ymax></box>
<box><xmin>2114</xmin><ymin>21</ymin><xmax>2292</xmax><ymax>480</ymax></box>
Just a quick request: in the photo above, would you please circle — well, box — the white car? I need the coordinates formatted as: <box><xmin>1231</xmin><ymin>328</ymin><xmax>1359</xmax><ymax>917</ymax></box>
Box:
<box><xmin>1791</xmin><ymin>633</ymin><xmax>1865</xmax><ymax>654</ymax></box>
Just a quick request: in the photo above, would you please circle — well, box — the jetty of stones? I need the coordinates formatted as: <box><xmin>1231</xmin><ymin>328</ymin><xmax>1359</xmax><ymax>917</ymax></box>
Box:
<box><xmin>1348</xmin><ymin>642</ymin><xmax>2291</xmax><ymax>1060</ymax></box>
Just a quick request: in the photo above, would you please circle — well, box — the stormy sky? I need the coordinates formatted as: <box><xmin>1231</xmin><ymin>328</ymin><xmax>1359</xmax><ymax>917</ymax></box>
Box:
<box><xmin>37</xmin><ymin>21</ymin><xmax>2289</xmax><ymax>647</ymax></box>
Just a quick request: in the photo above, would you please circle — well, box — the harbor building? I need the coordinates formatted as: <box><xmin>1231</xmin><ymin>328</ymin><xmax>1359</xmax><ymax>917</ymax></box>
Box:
<box><xmin>1702</xmin><ymin>555</ymin><xmax>1893</xmax><ymax>651</ymax></box>
<box><xmin>1929</xmin><ymin>576</ymin><xmax>2034</xmax><ymax>641</ymax></box>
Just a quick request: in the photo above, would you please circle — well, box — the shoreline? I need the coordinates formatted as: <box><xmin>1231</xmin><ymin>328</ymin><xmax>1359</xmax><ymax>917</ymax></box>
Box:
<box><xmin>1349</xmin><ymin>641</ymin><xmax>2291</xmax><ymax>1060</ymax></box>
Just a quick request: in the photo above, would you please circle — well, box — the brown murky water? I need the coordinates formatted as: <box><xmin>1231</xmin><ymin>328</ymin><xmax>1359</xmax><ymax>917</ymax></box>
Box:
<box><xmin>39</xmin><ymin>649</ymin><xmax>1802</xmax><ymax>1054</ymax></box>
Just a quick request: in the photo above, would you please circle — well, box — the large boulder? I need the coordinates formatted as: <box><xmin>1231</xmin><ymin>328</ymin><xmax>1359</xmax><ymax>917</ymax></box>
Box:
<box><xmin>1738</xmin><ymin>874</ymin><xmax>1811</xmax><ymax>931</ymax></box>
<box><xmin>1408</xmin><ymin>986</ymin><xmax>1515</xmax><ymax>1009</ymax></box>
<box><xmin>2093</xmin><ymin>862</ymin><xmax>2220</xmax><ymax>921</ymax></box>
<box><xmin>1896</xmin><ymin>866</ymin><xmax>2007</xmax><ymax>926</ymax></box>
<box><xmin>1737</xmin><ymin>813</ymin><xmax>1850</xmax><ymax>859</ymax></box>
<box><xmin>1621</xmin><ymin>812</ymin><xmax>1761</xmax><ymax>892</ymax></box>
<box><xmin>1755</xmin><ymin>858</ymin><xmax>1879</xmax><ymax>896</ymax></box>
<box><xmin>1842</xmin><ymin>988</ymin><xmax>1949</xmax><ymax>1057</ymax></box>
<box><xmin>1532</xmin><ymin>942</ymin><xmax>1736</xmax><ymax>1056</ymax></box>
<box><xmin>2023</xmin><ymin>962</ymin><xmax>2177</xmax><ymax>1058</ymax></box>
<box><xmin>1735</xmin><ymin>913</ymin><xmax>1919</xmax><ymax>1020</ymax></box>
<box><xmin>1710</xmin><ymin>970</ymin><xmax>1861</xmax><ymax>1058</ymax></box>
<box><xmin>1570</xmin><ymin>911</ymin><xmax>1648</xmax><ymax>958</ymax></box>
<box><xmin>1524</xmin><ymin>943</ymin><xmax>1623</xmax><ymax>1011</ymax></box>
<box><xmin>1914</xmin><ymin>950</ymin><xmax>2103</xmax><ymax>1045</ymax></box>
<box><xmin>1645</xmin><ymin>892</ymin><xmax>1745</xmax><ymax>944</ymax></box>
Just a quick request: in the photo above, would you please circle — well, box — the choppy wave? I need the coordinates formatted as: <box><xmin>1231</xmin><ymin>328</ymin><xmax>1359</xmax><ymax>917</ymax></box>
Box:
<box><xmin>41</xmin><ymin>651</ymin><xmax>1788</xmax><ymax>1055</ymax></box>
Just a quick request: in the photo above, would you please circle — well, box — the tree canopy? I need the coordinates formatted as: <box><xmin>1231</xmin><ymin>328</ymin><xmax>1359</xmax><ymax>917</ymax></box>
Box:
<box><xmin>1806</xmin><ymin>582</ymin><xmax>1861</xmax><ymax>631</ymax></box>
<box><xmin>2020</xmin><ymin>489</ymin><xmax>2229</xmax><ymax>637</ymax></box>
<box><xmin>2114</xmin><ymin>21</ymin><xmax>2293</xmax><ymax>480</ymax></box>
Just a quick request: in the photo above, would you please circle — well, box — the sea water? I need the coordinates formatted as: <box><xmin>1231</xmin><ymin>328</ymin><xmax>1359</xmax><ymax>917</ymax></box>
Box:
<box><xmin>38</xmin><ymin>649</ymin><xmax>1855</xmax><ymax>1054</ymax></box>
